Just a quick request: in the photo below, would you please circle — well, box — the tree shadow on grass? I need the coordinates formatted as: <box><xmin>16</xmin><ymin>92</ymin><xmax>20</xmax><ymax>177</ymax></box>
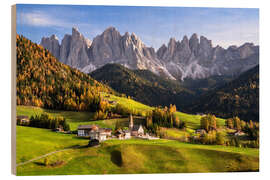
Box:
<box><xmin>34</xmin><ymin>162</ymin><xmax>46</xmax><ymax>166</ymax></box>
<box><xmin>111</xmin><ymin>150</ymin><xmax>123</xmax><ymax>167</ymax></box>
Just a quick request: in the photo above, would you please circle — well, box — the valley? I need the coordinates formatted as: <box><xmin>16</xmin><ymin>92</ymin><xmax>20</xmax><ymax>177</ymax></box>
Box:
<box><xmin>15</xmin><ymin>25</ymin><xmax>259</xmax><ymax>175</ymax></box>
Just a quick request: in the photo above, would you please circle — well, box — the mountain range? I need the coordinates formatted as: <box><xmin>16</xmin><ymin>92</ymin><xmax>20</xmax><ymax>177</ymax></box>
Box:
<box><xmin>41</xmin><ymin>27</ymin><xmax>259</xmax><ymax>81</ymax></box>
<box><xmin>21</xmin><ymin>33</ymin><xmax>260</xmax><ymax>122</ymax></box>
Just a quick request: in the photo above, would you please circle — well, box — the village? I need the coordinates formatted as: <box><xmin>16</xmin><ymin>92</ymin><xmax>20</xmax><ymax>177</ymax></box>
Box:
<box><xmin>77</xmin><ymin>114</ymin><xmax>159</xmax><ymax>145</ymax></box>
<box><xmin>17</xmin><ymin>113</ymin><xmax>248</xmax><ymax>147</ymax></box>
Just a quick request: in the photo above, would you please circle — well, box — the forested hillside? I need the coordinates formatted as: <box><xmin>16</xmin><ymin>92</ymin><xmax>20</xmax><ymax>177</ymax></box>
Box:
<box><xmin>181</xmin><ymin>75</ymin><xmax>235</xmax><ymax>95</ymax></box>
<box><xmin>188</xmin><ymin>65</ymin><xmax>259</xmax><ymax>121</ymax></box>
<box><xmin>90</xmin><ymin>64</ymin><xmax>195</xmax><ymax>108</ymax></box>
<box><xmin>16</xmin><ymin>35</ymin><xmax>113</xmax><ymax>111</ymax></box>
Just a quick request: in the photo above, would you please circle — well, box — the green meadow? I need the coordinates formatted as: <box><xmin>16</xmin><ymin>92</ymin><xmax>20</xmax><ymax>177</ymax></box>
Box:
<box><xmin>17</xmin><ymin>91</ymin><xmax>225</xmax><ymax>132</ymax></box>
<box><xmin>16</xmin><ymin>98</ymin><xmax>253</xmax><ymax>175</ymax></box>
<box><xmin>16</xmin><ymin>126</ymin><xmax>259</xmax><ymax>175</ymax></box>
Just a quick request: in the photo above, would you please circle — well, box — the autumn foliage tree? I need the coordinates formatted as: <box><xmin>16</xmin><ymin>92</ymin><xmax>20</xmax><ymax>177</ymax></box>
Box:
<box><xmin>16</xmin><ymin>35</ymin><xmax>113</xmax><ymax>112</ymax></box>
<box><xmin>146</xmin><ymin>104</ymin><xmax>186</xmax><ymax>133</ymax></box>
<box><xmin>200</xmin><ymin>114</ymin><xmax>217</xmax><ymax>132</ymax></box>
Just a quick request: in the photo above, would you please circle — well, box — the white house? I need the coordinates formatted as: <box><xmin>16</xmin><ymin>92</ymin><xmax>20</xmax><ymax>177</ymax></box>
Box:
<box><xmin>77</xmin><ymin>125</ymin><xmax>112</xmax><ymax>141</ymax></box>
<box><xmin>78</xmin><ymin>125</ymin><xmax>96</xmax><ymax>136</ymax></box>
<box><xmin>123</xmin><ymin>130</ymin><xmax>131</xmax><ymax>139</ymax></box>
<box><xmin>115</xmin><ymin>129</ymin><xmax>131</xmax><ymax>140</ymax></box>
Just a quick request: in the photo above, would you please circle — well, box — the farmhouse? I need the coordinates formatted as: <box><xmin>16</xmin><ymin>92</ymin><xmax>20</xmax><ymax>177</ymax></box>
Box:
<box><xmin>115</xmin><ymin>129</ymin><xmax>131</xmax><ymax>139</ymax></box>
<box><xmin>77</xmin><ymin>125</ymin><xmax>112</xmax><ymax>142</ymax></box>
<box><xmin>78</xmin><ymin>125</ymin><xmax>95</xmax><ymax>136</ymax></box>
<box><xmin>16</xmin><ymin>115</ymin><xmax>30</xmax><ymax>125</ymax></box>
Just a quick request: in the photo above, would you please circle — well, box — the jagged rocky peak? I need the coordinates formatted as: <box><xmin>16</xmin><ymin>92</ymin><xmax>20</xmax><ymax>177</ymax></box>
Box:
<box><xmin>180</xmin><ymin>35</ymin><xmax>190</xmax><ymax>51</ymax></box>
<box><xmin>100</xmin><ymin>26</ymin><xmax>121</xmax><ymax>40</ymax></box>
<box><xmin>158</xmin><ymin>33</ymin><xmax>258</xmax><ymax>80</ymax></box>
<box><xmin>41</xmin><ymin>34</ymin><xmax>60</xmax><ymax>59</ymax></box>
<box><xmin>156</xmin><ymin>44</ymin><xmax>167</xmax><ymax>59</ymax></box>
<box><xmin>182</xmin><ymin>35</ymin><xmax>189</xmax><ymax>44</ymax></box>
<box><xmin>50</xmin><ymin>34</ymin><xmax>58</xmax><ymax>40</ymax></box>
<box><xmin>189</xmin><ymin>33</ymin><xmax>199</xmax><ymax>56</ymax></box>
<box><xmin>199</xmin><ymin>36</ymin><xmax>213</xmax><ymax>50</ymax></box>
<box><xmin>72</xmin><ymin>27</ymin><xmax>80</xmax><ymax>35</ymax></box>
<box><xmin>40</xmin><ymin>28</ymin><xmax>259</xmax><ymax>81</ymax></box>
<box><xmin>65</xmin><ymin>27</ymin><xmax>92</xmax><ymax>68</ymax></box>
<box><xmin>71</xmin><ymin>27</ymin><xmax>92</xmax><ymax>47</ymax></box>
<box><xmin>238</xmin><ymin>42</ymin><xmax>257</xmax><ymax>59</ymax></box>
<box><xmin>89</xmin><ymin>27</ymin><xmax>174</xmax><ymax>79</ymax></box>
<box><xmin>197</xmin><ymin>35</ymin><xmax>214</xmax><ymax>64</ymax></box>
<box><xmin>71</xmin><ymin>27</ymin><xmax>84</xmax><ymax>40</ymax></box>
<box><xmin>59</xmin><ymin>34</ymin><xmax>72</xmax><ymax>63</ymax></box>
<box><xmin>167</xmin><ymin>38</ymin><xmax>177</xmax><ymax>56</ymax></box>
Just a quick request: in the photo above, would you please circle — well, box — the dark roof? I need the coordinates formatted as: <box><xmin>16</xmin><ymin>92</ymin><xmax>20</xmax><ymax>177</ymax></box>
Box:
<box><xmin>78</xmin><ymin>125</ymin><xmax>99</xmax><ymax>130</ymax></box>
<box><xmin>115</xmin><ymin>129</ymin><xmax>124</xmax><ymax>134</ymax></box>
<box><xmin>17</xmin><ymin>115</ymin><xmax>29</xmax><ymax>119</ymax></box>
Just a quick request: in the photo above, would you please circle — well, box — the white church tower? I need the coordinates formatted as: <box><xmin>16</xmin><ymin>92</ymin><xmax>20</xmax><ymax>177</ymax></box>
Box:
<box><xmin>129</xmin><ymin>114</ymin><xmax>133</xmax><ymax>130</ymax></box>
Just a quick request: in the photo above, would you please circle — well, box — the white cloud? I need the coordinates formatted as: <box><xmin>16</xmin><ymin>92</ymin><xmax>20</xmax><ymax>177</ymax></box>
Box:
<box><xmin>17</xmin><ymin>11</ymin><xmax>71</xmax><ymax>28</ymax></box>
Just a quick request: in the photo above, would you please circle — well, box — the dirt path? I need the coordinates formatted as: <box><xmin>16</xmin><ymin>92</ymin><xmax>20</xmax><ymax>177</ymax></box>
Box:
<box><xmin>16</xmin><ymin>148</ymin><xmax>74</xmax><ymax>167</ymax></box>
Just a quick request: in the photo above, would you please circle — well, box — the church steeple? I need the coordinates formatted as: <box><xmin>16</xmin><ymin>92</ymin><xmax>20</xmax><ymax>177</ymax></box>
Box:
<box><xmin>129</xmin><ymin>114</ymin><xmax>133</xmax><ymax>130</ymax></box>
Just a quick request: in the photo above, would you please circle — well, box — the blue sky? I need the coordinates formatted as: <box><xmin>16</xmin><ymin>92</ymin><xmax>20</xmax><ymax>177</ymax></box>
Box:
<box><xmin>16</xmin><ymin>4</ymin><xmax>259</xmax><ymax>49</ymax></box>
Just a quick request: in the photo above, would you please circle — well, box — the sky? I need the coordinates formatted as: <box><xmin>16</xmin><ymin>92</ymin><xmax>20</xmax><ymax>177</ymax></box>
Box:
<box><xmin>16</xmin><ymin>4</ymin><xmax>259</xmax><ymax>50</ymax></box>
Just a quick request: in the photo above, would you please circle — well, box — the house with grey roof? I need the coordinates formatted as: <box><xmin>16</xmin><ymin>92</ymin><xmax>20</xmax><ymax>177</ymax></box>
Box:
<box><xmin>77</xmin><ymin>125</ymin><xmax>112</xmax><ymax>141</ymax></box>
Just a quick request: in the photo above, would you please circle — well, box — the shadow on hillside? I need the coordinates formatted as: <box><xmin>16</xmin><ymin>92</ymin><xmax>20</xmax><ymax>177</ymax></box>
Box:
<box><xmin>34</xmin><ymin>162</ymin><xmax>45</xmax><ymax>166</ymax></box>
<box><xmin>110</xmin><ymin>150</ymin><xmax>123</xmax><ymax>167</ymax></box>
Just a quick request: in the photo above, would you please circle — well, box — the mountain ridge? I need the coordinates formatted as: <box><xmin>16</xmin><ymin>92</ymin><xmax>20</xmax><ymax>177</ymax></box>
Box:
<box><xmin>90</xmin><ymin>63</ymin><xmax>195</xmax><ymax>108</ymax></box>
<box><xmin>41</xmin><ymin>27</ymin><xmax>259</xmax><ymax>81</ymax></box>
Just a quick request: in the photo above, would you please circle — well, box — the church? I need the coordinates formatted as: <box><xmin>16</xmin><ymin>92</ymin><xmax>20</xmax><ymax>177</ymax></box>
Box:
<box><xmin>129</xmin><ymin>114</ymin><xmax>144</xmax><ymax>137</ymax></box>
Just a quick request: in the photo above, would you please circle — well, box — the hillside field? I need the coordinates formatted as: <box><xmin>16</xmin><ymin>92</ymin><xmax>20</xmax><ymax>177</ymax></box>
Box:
<box><xmin>16</xmin><ymin>126</ymin><xmax>259</xmax><ymax>175</ymax></box>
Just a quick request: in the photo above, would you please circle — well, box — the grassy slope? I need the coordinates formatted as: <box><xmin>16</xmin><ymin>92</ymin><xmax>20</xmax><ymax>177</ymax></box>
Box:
<box><xmin>16</xmin><ymin>127</ymin><xmax>259</xmax><ymax>175</ymax></box>
<box><xmin>16</xmin><ymin>126</ymin><xmax>88</xmax><ymax>164</ymax></box>
<box><xmin>17</xmin><ymin>106</ymin><xmax>144</xmax><ymax>131</ymax></box>
<box><xmin>103</xmin><ymin>93</ymin><xmax>225</xmax><ymax>129</ymax></box>
<box><xmin>16</xmin><ymin>96</ymin><xmax>232</xmax><ymax>175</ymax></box>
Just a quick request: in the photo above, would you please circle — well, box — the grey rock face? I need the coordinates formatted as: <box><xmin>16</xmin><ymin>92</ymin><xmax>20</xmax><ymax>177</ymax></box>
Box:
<box><xmin>189</xmin><ymin>33</ymin><xmax>199</xmax><ymax>56</ymax></box>
<box><xmin>41</xmin><ymin>27</ymin><xmax>92</xmax><ymax>69</ymax></box>
<box><xmin>59</xmin><ymin>34</ymin><xmax>71</xmax><ymax>63</ymax></box>
<box><xmin>157</xmin><ymin>34</ymin><xmax>259</xmax><ymax>80</ymax></box>
<box><xmin>41</xmin><ymin>35</ymin><xmax>60</xmax><ymax>59</ymax></box>
<box><xmin>40</xmin><ymin>27</ymin><xmax>174</xmax><ymax>79</ymax></box>
<box><xmin>41</xmin><ymin>27</ymin><xmax>259</xmax><ymax>81</ymax></box>
<box><xmin>88</xmin><ymin>27</ymin><xmax>174</xmax><ymax>79</ymax></box>
<box><xmin>65</xmin><ymin>27</ymin><xmax>92</xmax><ymax>68</ymax></box>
